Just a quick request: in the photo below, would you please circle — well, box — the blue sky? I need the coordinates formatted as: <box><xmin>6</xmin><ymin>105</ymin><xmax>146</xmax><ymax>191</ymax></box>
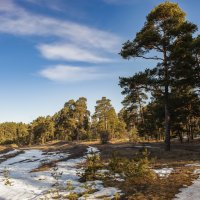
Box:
<box><xmin>0</xmin><ymin>0</ymin><xmax>199</xmax><ymax>123</ymax></box>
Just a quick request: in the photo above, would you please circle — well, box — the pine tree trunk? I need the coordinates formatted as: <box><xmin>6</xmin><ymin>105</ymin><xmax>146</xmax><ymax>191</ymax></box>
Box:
<box><xmin>164</xmin><ymin>47</ymin><xmax>171</xmax><ymax>151</ymax></box>
<box><xmin>178</xmin><ymin>129</ymin><xmax>183</xmax><ymax>143</ymax></box>
<box><xmin>164</xmin><ymin>88</ymin><xmax>171</xmax><ymax>151</ymax></box>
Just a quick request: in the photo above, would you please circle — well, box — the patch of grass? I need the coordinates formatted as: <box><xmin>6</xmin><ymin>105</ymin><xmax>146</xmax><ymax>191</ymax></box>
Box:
<box><xmin>64</xmin><ymin>192</ymin><xmax>78</xmax><ymax>200</ymax></box>
<box><xmin>105</xmin><ymin>162</ymin><xmax>200</xmax><ymax>199</ymax></box>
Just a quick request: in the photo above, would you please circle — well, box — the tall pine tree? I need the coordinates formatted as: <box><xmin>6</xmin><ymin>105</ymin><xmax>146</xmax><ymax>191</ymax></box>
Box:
<box><xmin>120</xmin><ymin>2</ymin><xmax>198</xmax><ymax>150</ymax></box>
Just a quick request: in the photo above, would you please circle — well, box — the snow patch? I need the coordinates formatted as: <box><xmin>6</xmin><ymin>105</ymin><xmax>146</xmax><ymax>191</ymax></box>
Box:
<box><xmin>185</xmin><ymin>163</ymin><xmax>200</xmax><ymax>167</ymax></box>
<box><xmin>0</xmin><ymin>150</ymin><xmax>69</xmax><ymax>200</ymax></box>
<box><xmin>87</xmin><ymin>146</ymin><xmax>99</xmax><ymax>154</ymax></box>
<box><xmin>0</xmin><ymin>149</ymin><xmax>20</xmax><ymax>157</ymax></box>
<box><xmin>0</xmin><ymin>146</ymin><xmax>121</xmax><ymax>200</ymax></box>
<box><xmin>174</xmin><ymin>176</ymin><xmax>200</xmax><ymax>199</ymax></box>
<box><xmin>79</xmin><ymin>187</ymin><xmax>121</xmax><ymax>200</ymax></box>
<box><xmin>174</xmin><ymin>163</ymin><xmax>200</xmax><ymax>199</ymax></box>
<box><xmin>153</xmin><ymin>167</ymin><xmax>173</xmax><ymax>177</ymax></box>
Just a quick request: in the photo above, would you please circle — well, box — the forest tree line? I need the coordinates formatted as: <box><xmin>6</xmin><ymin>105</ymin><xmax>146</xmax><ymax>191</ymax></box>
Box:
<box><xmin>1</xmin><ymin>92</ymin><xmax>200</xmax><ymax>146</ymax></box>
<box><xmin>0</xmin><ymin>97</ymin><xmax>127</xmax><ymax>145</ymax></box>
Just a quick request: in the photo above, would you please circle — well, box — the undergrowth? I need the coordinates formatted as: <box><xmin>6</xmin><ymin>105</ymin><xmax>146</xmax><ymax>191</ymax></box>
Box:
<box><xmin>108</xmin><ymin>148</ymin><xmax>156</xmax><ymax>183</ymax></box>
<box><xmin>78</xmin><ymin>150</ymin><xmax>103</xmax><ymax>181</ymax></box>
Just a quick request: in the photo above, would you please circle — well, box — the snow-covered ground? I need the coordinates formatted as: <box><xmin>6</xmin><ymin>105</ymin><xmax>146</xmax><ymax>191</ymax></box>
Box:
<box><xmin>174</xmin><ymin>175</ymin><xmax>200</xmax><ymax>199</ymax></box>
<box><xmin>174</xmin><ymin>164</ymin><xmax>200</xmax><ymax>199</ymax></box>
<box><xmin>0</xmin><ymin>147</ymin><xmax>121</xmax><ymax>200</ymax></box>
<box><xmin>153</xmin><ymin>167</ymin><xmax>173</xmax><ymax>177</ymax></box>
<box><xmin>0</xmin><ymin>149</ymin><xmax>20</xmax><ymax>157</ymax></box>
<box><xmin>0</xmin><ymin>149</ymin><xmax>21</xmax><ymax>162</ymax></box>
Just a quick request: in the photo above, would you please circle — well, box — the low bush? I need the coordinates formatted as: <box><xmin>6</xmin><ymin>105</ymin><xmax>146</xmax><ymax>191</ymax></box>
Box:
<box><xmin>108</xmin><ymin>149</ymin><xmax>156</xmax><ymax>183</ymax></box>
<box><xmin>78</xmin><ymin>150</ymin><xmax>103</xmax><ymax>181</ymax></box>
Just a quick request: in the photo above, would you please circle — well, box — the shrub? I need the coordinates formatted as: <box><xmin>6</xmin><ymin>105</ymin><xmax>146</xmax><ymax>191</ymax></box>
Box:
<box><xmin>78</xmin><ymin>150</ymin><xmax>103</xmax><ymax>181</ymax></box>
<box><xmin>108</xmin><ymin>149</ymin><xmax>156</xmax><ymax>183</ymax></box>
<box><xmin>100</xmin><ymin>131</ymin><xmax>110</xmax><ymax>144</ymax></box>
<box><xmin>66</xmin><ymin>192</ymin><xmax>78</xmax><ymax>200</ymax></box>
<box><xmin>108</xmin><ymin>152</ymin><xmax>126</xmax><ymax>174</ymax></box>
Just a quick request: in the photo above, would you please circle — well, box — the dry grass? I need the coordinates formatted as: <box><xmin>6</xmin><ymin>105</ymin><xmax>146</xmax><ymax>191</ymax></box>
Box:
<box><xmin>97</xmin><ymin>142</ymin><xmax>200</xmax><ymax>200</ymax></box>
<box><xmin>1</xmin><ymin>140</ymin><xmax>200</xmax><ymax>199</ymax></box>
<box><xmin>103</xmin><ymin>165</ymin><xmax>199</xmax><ymax>200</ymax></box>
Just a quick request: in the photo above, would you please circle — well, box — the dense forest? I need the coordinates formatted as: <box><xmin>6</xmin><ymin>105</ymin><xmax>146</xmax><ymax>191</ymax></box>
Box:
<box><xmin>1</xmin><ymin>2</ymin><xmax>200</xmax><ymax>150</ymax></box>
<box><xmin>1</xmin><ymin>90</ymin><xmax>200</xmax><ymax>147</ymax></box>
<box><xmin>0</xmin><ymin>97</ymin><xmax>127</xmax><ymax>145</ymax></box>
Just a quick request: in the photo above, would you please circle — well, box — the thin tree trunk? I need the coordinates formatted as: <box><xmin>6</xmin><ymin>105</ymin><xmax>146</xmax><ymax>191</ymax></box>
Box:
<box><xmin>190</xmin><ymin>117</ymin><xmax>194</xmax><ymax>140</ymax></box>
<box><xmin>137</xmin><ymin>90</ymin><xmax>145</xmax><ymax>124</ymax></box>
<box><xmin>164</xmin><ymin>46</ymin><xmax>171</xmax><ymax>151</ymax></box>
<box><xmin>165</xmin><ymin>94</ymin><xmax>171</xmax><ymax>151</ymax></box>
<box><xmin>178</xmin><ymin>129</ymin><xmax>183</xmax><ymax>143</ymax></box>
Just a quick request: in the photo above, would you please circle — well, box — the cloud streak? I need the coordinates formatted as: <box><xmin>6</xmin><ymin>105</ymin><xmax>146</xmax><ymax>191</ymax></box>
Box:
<box><xmin>39</xmin><ymin>65</ymin><xmax>108</xmax><ymax>82</ymax></box>
<box><xmin>0</xmin><ymin>0</ymin><xmax>121</xmax><ymax>63</ymax></box>
<box><xmin>38</xmin><ymin>43</ymin><xmax>112</xmax><ymax>63</ymax></box>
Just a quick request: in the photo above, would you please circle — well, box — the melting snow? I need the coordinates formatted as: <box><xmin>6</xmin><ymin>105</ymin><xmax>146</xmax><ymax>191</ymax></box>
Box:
<box><xmin>153</xmin><ymin>167</ymin><xmax>173</xmax><ymax>177</ymax></box>
<box><xmin>79</xmin><ymin>187</ymin><xmax>121</xmax><ymax>200</ymax></box>
<box><xmin>0</xmin><ymin>146</ymin><xmax>121</xmax><ymax>200</ymax></box>
<box><xmin>185</xmin><ymin>163</ymin><xmax>200</xmax><ymax>167</ymax></box>
<box><xmin>0</xmin><ymin>149</ymin><xmax>20</xmax><ymax>157</ymax></box>
<box><xmin>174</xmin><ymin>176</ymin><xmax>200</xmax><ymax>200</ymax></box>
<box><xmin>0</xmin><ymin>149</ymin><xmax>68</xmax><ymax>200</ymax></box>
<box><xmin>87</xmin><ymin>146</ymin><xmax>100</xmax><ymax>153</ymax></box>
<box><xmin>174</xmin><ymin>164</ymin><xmax>200</xmax><ymax>199</ymax></box>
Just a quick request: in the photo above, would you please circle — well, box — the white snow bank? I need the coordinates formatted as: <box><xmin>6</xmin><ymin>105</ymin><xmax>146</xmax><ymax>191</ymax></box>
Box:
<box><xmin>153</xmin><ymin>168</ymin><xmax>173</xmax><ymax>177</ymax></box>
<box><xmin>174</xmin><ymin>163</ymin><xmax>200</xmax><ymax>199</ymax></box>
<box><xmin>174</xmin><ymin>176</ymin><xmax>200</xmax><ymax>199</ymax></box>
<box><xmin>0</xmin><ymin>149</ymin><xmax>20</xmax><ymax>157</ymax></box>
<box><xmin>185</xmin><ymin>163</ymin><xmax>200</xmax><ymax>167</ymax></box>
<box><xmin>87</xmin><ymin>146</ymin><xmax>99</xmax><ymax>153</ymax></box>
<box><xmin>0</xmin><ymin>146</ymin><xmax>122</xmax><ymax>200</ymax></box>
<box><xmin>0</xmin><ymin>149</ymin><xmax>69</xmax><ymax>200</ymax></box>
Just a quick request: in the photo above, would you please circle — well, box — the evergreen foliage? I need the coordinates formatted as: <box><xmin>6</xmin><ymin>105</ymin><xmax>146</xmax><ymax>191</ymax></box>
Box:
<box><xmin>0</xmin><ymin>97</ymin><xmax>126</xmax><ymax>145</ymax></box>
<box><xmin>119</xmin><ymin>2</ymin><xmax>200</xmax><ymax>150</ymax></box>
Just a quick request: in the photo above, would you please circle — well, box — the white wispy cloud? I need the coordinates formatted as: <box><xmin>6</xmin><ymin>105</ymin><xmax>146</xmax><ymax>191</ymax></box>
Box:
<box><xmin>39</xmin><ymin>65</ymin><xmax>108</xmax><ymax>82</ymax></box>
<box><xmin>0</xmin><ymin>0</ymin><xmax>17</xmax><ymax>12</ymax></box>
<box><xmin>0</xmin><ymin>0</ymin><xmax>121</xmax><ymax>63</ymax></box>
<box><xmin>38</xmin><ymin>43</ymin><xmax>112</xmax><ymax>63</ymax></box>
